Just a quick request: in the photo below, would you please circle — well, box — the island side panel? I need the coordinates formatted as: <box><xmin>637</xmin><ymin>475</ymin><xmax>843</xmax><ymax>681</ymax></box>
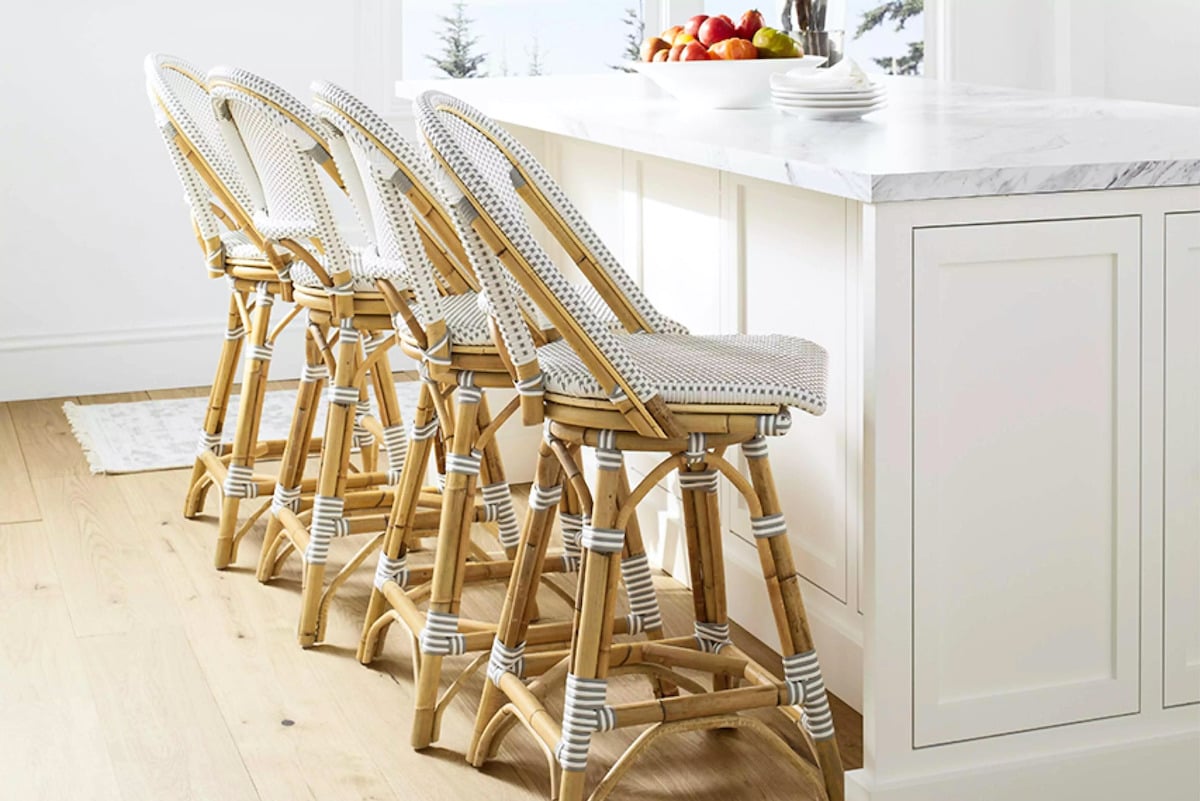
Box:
<box><xmin>858</xmin><ymin>188</ymin><xmax>1200</xmax><ymax>801</ymax></box>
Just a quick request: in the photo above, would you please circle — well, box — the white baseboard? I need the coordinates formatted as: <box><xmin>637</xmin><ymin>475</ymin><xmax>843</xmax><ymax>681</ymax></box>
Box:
<box><xmin>846</xmin><ymin>730</ymin><xmax>1200</xmax><ymax>801</ymax></box>
<box><xmin>0</xmin><ymin>321</ymin><xmax>309</xmax><ymax>402</ymax></box>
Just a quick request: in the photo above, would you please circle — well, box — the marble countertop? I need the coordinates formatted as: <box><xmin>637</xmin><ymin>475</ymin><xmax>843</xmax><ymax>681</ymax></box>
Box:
<box><xmin>396</xmin><ymin>73</ymin><xmax>1200</xmax><ymax>203</ymax></box>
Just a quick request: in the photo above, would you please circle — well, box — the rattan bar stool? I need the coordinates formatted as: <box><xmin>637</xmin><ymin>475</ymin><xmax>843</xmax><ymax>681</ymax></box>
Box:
<box><xmin>417</xmin><ymin>90</ymin><xmax>845</xmax><ymax>801</ymax></box>
<box><xmin>311</xmin><ymin>82</ymin><xmax>687</xmax><ymax>749</ymax></box>
<box><xmin>145</xmin><ymin>54</ymin><xmax>324</xmax><ymax>569</ymax></box>
<box><xmin>207</xmin><ymin>66</ymin><xmax>428</xmax><ymax>647</ymax></box>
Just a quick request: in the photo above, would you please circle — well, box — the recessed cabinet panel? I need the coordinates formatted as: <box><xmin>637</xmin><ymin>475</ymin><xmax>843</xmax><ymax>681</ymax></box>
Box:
<box><xmin>1164</xmin><ymin>211</ymin><xmax>1200</xmax><ymax>708</ymax></box>
<box><xmin>912</xmin><ymin>217</ymin><xmax>1142</xmax><ymax>746</ymax></box>
<box><xmin>734</xmin><ymin>178</ymin><xmax>855</xmax><ymax>603</ymax></box>
<box><xmin>636</xmin><ymin>156</ymin><xmax>722</xmax><ymax>334</ymax></box>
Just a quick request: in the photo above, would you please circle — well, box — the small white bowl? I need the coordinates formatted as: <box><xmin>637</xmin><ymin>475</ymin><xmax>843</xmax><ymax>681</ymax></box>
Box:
<box><xmin>631</xmin><ymin>55</ymin><xmax>827</xmax><ymax>109</ymax></box>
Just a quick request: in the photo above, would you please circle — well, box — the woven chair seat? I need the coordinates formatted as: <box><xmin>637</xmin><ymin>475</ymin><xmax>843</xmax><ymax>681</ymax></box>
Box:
<box><xmin>220</xmin><ymin>230</ymin><xmax>268</xmax><ymax>261</ymax></box>
<box><xmin>424</xmin><ymin>285</ymin><xmax>676</xmax><ymax>348</ymax></box>
<box><xmin>537</xmin><ymin>333</ymin><xmax>828</xmax><ymax>415</ymax></box>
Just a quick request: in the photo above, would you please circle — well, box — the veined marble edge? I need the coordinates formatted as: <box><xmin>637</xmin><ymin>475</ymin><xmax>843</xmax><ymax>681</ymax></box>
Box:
<box><xmin>397</xmin><ymin>80</ymin><xmax>1200</xmax><ymax>204</ymax></box>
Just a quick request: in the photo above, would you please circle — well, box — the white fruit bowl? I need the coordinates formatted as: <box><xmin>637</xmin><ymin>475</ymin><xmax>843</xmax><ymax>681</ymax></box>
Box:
<box><xmin>631</xmin><ymin>55</ymin><xmax>826</xmax><ymax>109</ymax></box>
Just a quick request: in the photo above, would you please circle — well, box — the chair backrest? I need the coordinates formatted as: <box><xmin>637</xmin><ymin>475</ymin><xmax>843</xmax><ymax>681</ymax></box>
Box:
<box><xmin>310</xmin><ymin>81</ymin><xmax>481</xmax><ymax>366</ymax></box>
<box><xmin>143</xmin><ymin>53</ymin><xmax>267</xmax><ymax>274</ymax></box>
<box><xmin>206</xmin><ymin>65</ymin><xmax>356</xmax><ymax>296</ymax></box>
<box><xmin>414</xmin><ymin>90</ymin><xmax>682</xmax><ymax>439</ymax></box>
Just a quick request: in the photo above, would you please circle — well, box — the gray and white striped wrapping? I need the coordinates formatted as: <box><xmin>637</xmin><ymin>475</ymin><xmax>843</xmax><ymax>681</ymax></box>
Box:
<box><xmin>352</xmin><ymin>398</ymin><xmax>375</xmax><ymax>449</ymax></box>
<box><xmin>580</xmin><ymin>524</ymin><xmax>625</xmax><ymax>554</ymax></box>
<box><xmin>555</xmin><ymin>674</ymin><xmax>615</xmax><ymax>772</ymax></box>
<box><xmin>678</xmin><ymin>469</ymin><xmax>719</xmax><ymax>494</ymax></box>
<box><xmin>620</xmin><ymin>554</ymin><xmax>662</xmax><ymax>634</ymax></box>
<box><xmin>528</xmin><ymin>482</ymin><xmax>563</xmax><ymax>510</ymax></box>
<box><xmin>270</xmin><ymin>483</ymin><xmax>301</xmax><ymax>515</ymax></box>
<box><xmin>410</xmin><ymin>418</ymin><xmax>439</xmax><ymax>441</ymax></box>
<box><xmin>481</xmin><ymin>482</ymin><xmax>521</xmax><ymax>550</ymax></box>
<box><xmin>362</xmin><ymin>332</ymin><xmax>391</xmax><ymax>355</ymax></box>
<box><xmin>757</xmin><ymin>408</ymin><xmax>792</xmax><ymax>437</ymax></box>
<box><xmin>445</xmin><ymin>449</ymin><xmax>481</xmax><ymax>476</ymax></box>
<box><xmin>782</xmin><ymin>649</ymin><xmax>835</xmax><ymax>741</ymax></box>
<box><xmin>560</xmin><ymin>511</ymin><xmax>585</xmax><ymax>571</ymax></box>
<box><xmin>455</xmin><ymin>372</ymin><xmax>482</xmax><ymax>405</ymax></box>
<box><xmin>382</xmin><ymin>423</ymin><xmax>408</xmax><ymax>484</ymax></box>
<box><xmin>302</xmin><ymin>362</ymin><xmax>329</xmax><ymax>383</ymax></box>
<box><xmin>328</xmin><ymin>384</ymin><xmax>360</xmax><ymax>407</ymax></box>
<box><xmin>751</xmin><ymin>514</ymin><xmax>787</xmax><ymax>539</ymax></box>
<box><xmin>253</xmin><ymin>282</ymin><xmax>273</xmax><ymax>306</ymax></box>
<box><xmin>685</xmin><ymin>432</ymin><xmax>708</xmax><ymax>464</ymax></box>
<box><xmin>741</xmin><ymin>436</ymin><xmax>770</xmax><ymax>460</ymax></box>
<box><xmin>422</xmin><ymin>333</ymin><xmax>453</xmax><ymax>368</ymax></box>
<box><xmin>196</xmin><ymin>430</ymin><xmax>222</xmax><ymax>457</ymax></box>
<box><xmin>486</xmin><ymin>638</ymin><xmax>526</xmax><ymax>685</ymax></box>
<box><xmin>694</xmin><ymin>620</ymin><xmax>732</xmax><ymax>654</ymax></box>
<box><xmin>224</xmin><ymin>325</ymin><xmax>246</xmax><ymax>341</ymax></box>
<box><xmin>419</xmin><ymin>610</ymin><xmax>466</xmax><ymax>656</ymax></box>
<box><xmin>246</xmin><ymin>342</ymin><xmax>274</xmax><ymax>363</ymax></box>
<box><xmin>305</xmin><ymin>494</ymin><xmax>350</xmax><ymax>564</ymax></box>
<box><xmin>373</xmin><ymin>552</ymin><xmax>408</xmax><ymax>590</ymax></box>
<box><xmin>223</xmin><ymin>463</ymin><xmax>258</xmax><ymax>499</ymax></box>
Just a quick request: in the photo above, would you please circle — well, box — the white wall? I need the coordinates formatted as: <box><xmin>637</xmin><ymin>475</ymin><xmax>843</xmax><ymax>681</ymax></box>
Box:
<box><xmin>0</xmin><ymin>0</ymin><xmax>397</xmax><ymax>401</ymax></box>
<box><xmin>934</xmin><ymin>0</ymin><xmax>1200</xmax><ymax>106</ymax></box>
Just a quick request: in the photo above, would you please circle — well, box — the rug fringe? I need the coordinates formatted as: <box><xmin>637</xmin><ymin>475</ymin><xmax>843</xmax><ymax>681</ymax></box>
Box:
<box><xmin>62</xmin><ymin>401</ymin><xmax>108</xmax><ymax>475</ymax></box>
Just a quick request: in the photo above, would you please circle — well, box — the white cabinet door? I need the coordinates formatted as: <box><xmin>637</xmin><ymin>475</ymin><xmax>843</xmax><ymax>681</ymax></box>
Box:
<box><xmin>912</xmin><ymin>217</ymin><xmax>1142</xmax><ymax>746</ymax></box>
<box><xmin>1164</xmin><ymin>211</ymin><xmax>1200</xmax><ymax>708</ymax></box>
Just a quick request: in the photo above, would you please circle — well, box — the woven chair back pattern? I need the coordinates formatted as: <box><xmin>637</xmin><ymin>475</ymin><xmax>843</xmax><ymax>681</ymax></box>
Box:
<box><xmin>207</xmin><ymin>66</ymin><xmax>350</xmax><ymax>279</ymax></box>
<box><xmin>415</xmin><ymin>91</ymin><xmax>681</xmax><ymax>437</ymax></box>
<box><xmin>144</xmin><ymin>54</ymin><xmax>264</xmax><ymax>251</ymax></box>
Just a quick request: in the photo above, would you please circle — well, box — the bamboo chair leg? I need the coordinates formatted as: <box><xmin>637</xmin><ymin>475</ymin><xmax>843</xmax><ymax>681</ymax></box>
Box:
<box><xmin>411</xmin><ymin>374</ymin><xmax>486</xmax><ymax>749</ymax></box>
<box><xmin>185</xmin><ymin>291</ymin><xmax>243</xmax><ymax>518</ymax></box>
<box><xmin>258</xmin><ymin>328</ymin><xmax>326</xmax><ymax>583</ymax></box>
<box><xmin>358</xmin><ymin>379</ymin><xmax>437</xmax><ymax>665</ymax></box>
<box><xmin>297</xmin><ymin>321</ymin><xmax>360</xmax><ymax>648</ymax></box>
<box><xmin>680</xmin><ymin>462</ymin><xmax>734</xmax><ymax>690</ymax></box>
<box><xmin>468</xmin><ymin>439</ymin><xmax>564</xmax><ymax>767</ymax></box>
<box><xmin>477</xmin><ymin>395</ymin><xmax>521</xmax><ymax>560</ymax></box>
<box><xmin>617</xmin><ymin>466</ymin><xmax>673</xmax><ymax>699</ymax></box>
<box><xmin>743</xmin><ymin>437</ymin><xmax>844</xmax><ymax>801</ymax></box>
<box><xmin>215</xmin><ymin>284</ymin><xmax>274</xmax><ymax>569</ymax></box>
<box><xmin>557</xmin><ymin>441</ymin><xmax>627</xmax><ymax>801</ymax></box>
<box><xmin>356</xmin><ymin>361</ymin><xmax>379</xmax><ymax>473</ymax></box>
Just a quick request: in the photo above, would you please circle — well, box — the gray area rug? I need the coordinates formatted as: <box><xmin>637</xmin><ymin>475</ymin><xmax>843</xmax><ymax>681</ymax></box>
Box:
<box><xmin>63</xmin><ymin>383</ymin><xmax>424</xmax><ymax>475</ymax></box>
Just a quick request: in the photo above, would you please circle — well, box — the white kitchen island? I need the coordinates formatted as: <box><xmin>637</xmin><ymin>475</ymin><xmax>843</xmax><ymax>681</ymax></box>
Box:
<box><xmin>397</xmin><ymin>74</ymin><xmax>1200</xmax><ymax>801</ymax></box>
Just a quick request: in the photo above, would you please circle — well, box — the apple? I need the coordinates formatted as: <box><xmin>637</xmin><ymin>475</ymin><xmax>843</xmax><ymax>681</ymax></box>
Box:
<box><xmin>661</xmin><ymin>25</ymin><xmax>684</xmax><ymax>42</ymax></box>
<box><xmin>680</xmin><ymin>41</ymin><xmax>710</xmax><ymax>61</ymax></box>
<box><xmin>735</xmin><ymin>9</ymin><xmax>765</xmax><ymax>40</ymax></box>
<box><xmin>639</xmin><ymin>36</ymin><xmax>670</xmax><ymax>62</ymax></box>
<box><xmin>652</xmin><ymin>48</ymin><xmax>670</xmax><ymax>62</ymax></box>
<box><xmin>698</xmin><ymin>15</ymin><xmax>736</xmax><ymax>47</ymax></box>
<box><xmin>683</xmin><ymin>14</ymin><xmax>709</xmax><ymax>39</ymax></box>
<box><xmin>708</xmin><ymin>37</ymin><xmax>757</xmax><ymax>60</ymax></box>
<box><xmin>667</xmin><ymin>43</ymin><xmax>686</xmax><ymax>62</ymax></box>
<box><xmin>673</xmin><ymin>31</ymin><xmax>697</xmax><ymax>46</ymax></box>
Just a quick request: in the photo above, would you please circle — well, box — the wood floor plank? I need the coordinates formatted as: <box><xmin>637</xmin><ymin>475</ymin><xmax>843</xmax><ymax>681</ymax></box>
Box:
<box><xmin>0</xmin><ymin>405</ymin><xmax>40</xmax><ymax>523</ymax></box>
<box><xmin>0</xmin><ymin>521</ymin><xmax>60</xmax><ymax>599</ymax></box>
<box><xmin>79</xmin><ymin>627</ymin><xmax>260</xmax><ymax>801</ymax></box>
<box><xmin>148</xmin><ymin>386</ymin><xmax>210</xmax><ymax>400</ymax></box>
<box><xmin>0</xmin><ymin>592</ymin><xmax>123</xmax><ymax>801</ymax></box>
<box><xmin>121</xmin><ymin>469</ymin><xmax>403</xmax><ymax>801</ymax></box>
<box><xmin>8</xmin><ymin>397</ymin><xmax>84</xmax><ymax>478</ymax></box>
<box><xmin>35</xmin><ymin>468</ymin><xmax>180</xmax><ymax>638</ymax></box>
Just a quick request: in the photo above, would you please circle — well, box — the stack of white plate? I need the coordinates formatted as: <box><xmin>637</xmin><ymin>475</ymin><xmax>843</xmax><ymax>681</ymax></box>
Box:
<box><xmin>770</xmin><ymin>59</ymin><xmax>887</xmax><ymax>121</ymax></box>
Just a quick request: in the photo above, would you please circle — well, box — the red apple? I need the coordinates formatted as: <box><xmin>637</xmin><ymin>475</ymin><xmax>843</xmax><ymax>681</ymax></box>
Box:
<box><xmin>680</xmin><ymin>41</ymin><xmax>710</xmax><ymax>61</ymax></box>
<box><xmin>667</xmin><ymin>43</ymin><xmax>686</xmax><ymax>62</ymax></box>
<box><xmin>683</xmin><ymin>14</ymin><xmax>709</xmax><ymax>39</ymax></box>
<box><xmin>735</xmin><ymin>9</ymin><xmax>765</xmax><ymax>40</ymax></box>
<box><xmin>698</xmin><ymin>15</ymin><xmax>736</xmax><ymax>47</ymax></box>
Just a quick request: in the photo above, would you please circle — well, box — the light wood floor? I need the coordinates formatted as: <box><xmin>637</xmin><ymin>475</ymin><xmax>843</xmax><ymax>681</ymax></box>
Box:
<box><xmin>0</xmin><ymin>386</ymin><xmax>861</xmax><ymax>801</ymax></box>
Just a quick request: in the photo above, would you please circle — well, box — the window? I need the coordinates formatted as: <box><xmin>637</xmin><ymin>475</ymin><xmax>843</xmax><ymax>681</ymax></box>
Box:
<box><xmin>401</xmin><ymin>1</ymin><xmax>647</xmax><ymax>79</ymax></box>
